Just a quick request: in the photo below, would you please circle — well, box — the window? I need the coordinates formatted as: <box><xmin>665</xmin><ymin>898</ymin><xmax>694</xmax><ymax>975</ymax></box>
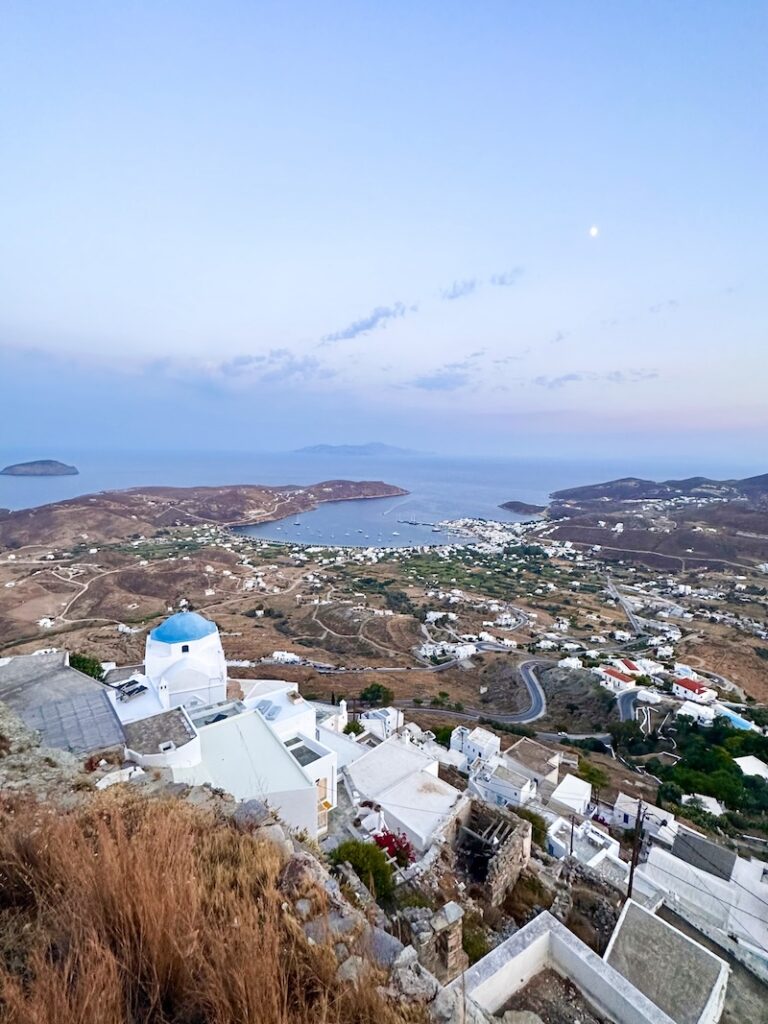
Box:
<box><xmin>181</xmin><ymin>644</ymin><xmax>189</xmax><ymax>653</ymax></box>
<box><xmin>623</xmin><ymin>813</ymin><xmax>629</xmax><ymax>824</ymax></box>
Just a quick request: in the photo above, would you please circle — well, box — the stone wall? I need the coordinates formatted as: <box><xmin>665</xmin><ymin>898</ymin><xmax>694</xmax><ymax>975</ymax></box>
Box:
<box><xmin>455</xmin><ymin>801</ymin><xmax>532</xmax><ymax>907</ymax></box>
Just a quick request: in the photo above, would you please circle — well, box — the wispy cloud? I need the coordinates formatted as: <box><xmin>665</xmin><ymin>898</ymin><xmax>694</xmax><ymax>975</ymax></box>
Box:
<box><xmin>409</xmin><ymin>370</ymin><xmax>471</xmax><ymax>391</ymax></box>
<box><xmin>549</xmin><ymin>330</ymin><xmax>568</xmax><ymax>344</ymax></box>
<box><xmin>171</xmin><ymin>349</ymin><xmax>336</xmax><ymax>388</ymax></box>
<box><xmin>321</xmin><ymin>302</ymin><xmax>411</xmax><ymax>343</ymax></box>
<box><xmin>441</xmin><ymin>279</ymin><xmax>477</xmax><ymax>301</ymax></box>
<box><xmin>489</xmin><ymin>268</ymin><xmax>523</xmax><ymax>287</ymax></box>
<box><xmin>531</xmin><ymin>368</ymin><xmax>659</xmax><ymax>390</ymax></box>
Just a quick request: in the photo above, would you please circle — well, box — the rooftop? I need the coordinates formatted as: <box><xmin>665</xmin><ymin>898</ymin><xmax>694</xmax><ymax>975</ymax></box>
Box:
<box><xmin>504</xmin><ymin>737</ymin><xmax>558</xmax><ymax>777</ymax></box>
<box><xmin>674</xmin><ymin>677</ymin><xmax>709</xmax><ymax>694</ymax></box>
<box><xmin>605</xmin><ymin>901</ymin><xmax>729</xmax><ymax>1024</ymax></box>
<box><xmin>149</xmin><ymin>611</ymin><xmax>218</xmax><ymax>644</ymax></box>
<box><xmin>172</xmin><ymin>709</ymin><xmax>315</xmax><ymax>799</ymax></box>
<box><xmin>734</xmin><ymin>754</ymin><xmax>768</xmax><ymax>780</ymax></box>
<box><xmin>671</xmin><ymin>828</ymin><xmax>736</xmax><ymax>882</ymax></box>
<box><xmin>123</xmin><ymin>708</ymin><xmax>197</xmax><ymax>755</ymax></box>
<box><xmin>346</xmin><ymin>735</ymin><xmax>438</xmax><ymax>800</ymax></box>
<box><xmin>0</xmin><ymin>652</ymin><xmax>125</xmax><ymax>753</ymax></box>
<box><xmin>449</xmin><ymin>910</ymin><xmax>676</xmax><ymax>1024</ymax></box>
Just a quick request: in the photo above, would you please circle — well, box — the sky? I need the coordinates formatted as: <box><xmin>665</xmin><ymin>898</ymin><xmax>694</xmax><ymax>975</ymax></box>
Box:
<box><xmin>1</xmin><ymin>1</ymin><xmax>766</xmax><ymax>460</ymax></box>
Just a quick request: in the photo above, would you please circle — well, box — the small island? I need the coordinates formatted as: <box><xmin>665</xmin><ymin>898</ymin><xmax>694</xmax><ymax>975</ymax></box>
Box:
<box><xmin>499</xmin><ymin>499</ymin><xmax>547</xmax><ymax>515</ymax></box>
<box><xmin>1</xmin><ymin>459</ymin><xmax>79</xmax><ymax>477</ymax></box>
<box><xmin>294</xmin><ymin>442</ymin><xmax>419</xmax><ymax>457</ymax></box>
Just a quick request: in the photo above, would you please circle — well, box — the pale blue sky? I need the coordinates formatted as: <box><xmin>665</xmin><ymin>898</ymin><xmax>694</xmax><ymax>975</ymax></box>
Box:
<box><xmin>1</xmin><ymin>1</ymin><xmax>766</xmax><ymax>457</ymax></box>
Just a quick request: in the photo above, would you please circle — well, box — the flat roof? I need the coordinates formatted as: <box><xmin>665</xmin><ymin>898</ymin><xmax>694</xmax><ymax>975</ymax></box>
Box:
<box><xmin>172</xmin><ymin>709</ymin><xmax>314</xmax><ymax>799</ymax></box>
<box><xmin>505</xmin><ymin>737</ymin><xmax>558</xmax><ymax>776</ymax></box>
<box><xmin>23</xmin><ymin>691</ymin><xmax>125</xmax><ymax>754</ymax></box>
<box><xmin>671</xmin><ymin>829</ymin><xmax>736</xmax><ymax>882</ymax></box>
<box><xmin>0</xmin><ymin>652</ymin><xmax>125</xmax><ymax>753</ymax></box>
<box><xmin>605</xmin><ymin>901</ymin><xmax>728</xmax><ymax>1024</ymax></box>
<box><xmin>123</xmin><ymin>708</ymin><xmax>196</xmax><ymax>755</ymax></box>
<box><xmin>346</xmin><ymin>735</ymin><xmax>436</xmax><ymax>799</ymax></box>
<box><xmin>378</xmin><ymin>771</ymin><xmax>462</xmax><ymax>846</ymax></box>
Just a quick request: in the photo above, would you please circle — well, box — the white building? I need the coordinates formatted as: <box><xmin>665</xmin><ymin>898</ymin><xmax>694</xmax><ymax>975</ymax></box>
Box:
<box><xmin>549</xmin><ymin>773</ymin><xmax>592</xmax><ymax>816</ymax></box>
<box><xmin>109</xmin><ymin>613</ymin><xmax>338</xmax><ymax>838</ymax></box>
<box><xmin>593</xmin><ymin>665</ymin><xmax>636</xmax><ymax>693</ymax></box>
<box><xmin>672</xmin><ymin>678</ymin><xmax>717</xmax><ymax>705</ymax></box>
<box><xmin>547</xmin><ymin>816</ymin><xmax>621</xmax><ymax>866</ymax></box>
<box><xmin>450</xmin><ymin>725</ymin><xmax>501</xmax><ymax>769</ymax></box>
<box><xmin>143</xmin><ymin>611</ymin><xmax>227</xmax><ymax>712</ymax></box>
<box><xmin>344</xmin><ymin>733</ymin><xmax>465</xmax><ymax>853</ymax></box>
<box><xmin>270</xmin><ymin>650</ymin><xmax>303</xmax><ymax>664</ymax></box>
<box><xmin>604</xmin><ymin>901</ymin><xmax>729</xmax><ymax>1024</ymax></box>
<box><xmin>444</xmin><ymin>911</ymin><xmax>681</xmax><ymax>1024</ymax></box>
<box><xmin>734</xmin><ymin>754</ymin><xmax>768</xmax><ymax>781</ymax></box>
<box><xmin>358</xmin><ymin>705</ymin><xmax>404</xmax><ymax>740</ymax></box>
<box><xmin>468</xmin><ymin>759</ymin><xmax>536</xmax><ymax>809</ymax></box>
<box><xmin>676</xmin><ymin>701</ymin><xmax>716</xmax><ymax>727</ymax></box>
<box><xmin>638</xmin><ymin>832</ymin><xmax>768</xmax><ymax>983</ymax></box>
<box><xmin>613</xmin><ymin>793</ymin><xmax>678</xmax><ymax>846</ymax></box>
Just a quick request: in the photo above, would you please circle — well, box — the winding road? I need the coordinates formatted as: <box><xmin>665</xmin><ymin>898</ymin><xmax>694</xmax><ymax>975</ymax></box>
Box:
<box><xmin>393</xmin><ymin>658</ymin><xmax>549</xmax><ymax>725</ymax></box>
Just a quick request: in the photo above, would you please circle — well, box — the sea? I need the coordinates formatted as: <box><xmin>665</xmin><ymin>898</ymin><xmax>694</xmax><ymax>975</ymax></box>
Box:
<box><xmin>0</xmin><ymin>450</ymin><xmax>763</xmax><ymax>549</ymax></box>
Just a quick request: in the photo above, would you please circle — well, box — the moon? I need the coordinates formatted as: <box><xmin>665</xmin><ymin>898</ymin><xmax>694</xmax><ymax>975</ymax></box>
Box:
<box><xmin>589</xmin><ymin>225</ymin><xmax>599</xmax><ymax>238</ymax></box>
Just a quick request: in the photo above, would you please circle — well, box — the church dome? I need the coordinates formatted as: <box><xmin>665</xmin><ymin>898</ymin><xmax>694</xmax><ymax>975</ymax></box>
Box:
<box><xmin>150</xmin><ymin>611</ymin><xmax>218</xmax><ymax>644</ymax></box>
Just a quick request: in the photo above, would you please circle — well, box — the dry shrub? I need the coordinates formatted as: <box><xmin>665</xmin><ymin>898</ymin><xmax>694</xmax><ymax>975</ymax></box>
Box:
<box><xmin>0</xmin><ymin>793</ymin><xmax>425</xmax><ymax>1024</ymax></box>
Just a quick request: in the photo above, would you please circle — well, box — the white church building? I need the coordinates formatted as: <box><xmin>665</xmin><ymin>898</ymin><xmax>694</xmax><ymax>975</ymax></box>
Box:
<box><xmin>105</xmin><ymin>611</ymin><xmax>341</xmax><ymax>837</ymax></box>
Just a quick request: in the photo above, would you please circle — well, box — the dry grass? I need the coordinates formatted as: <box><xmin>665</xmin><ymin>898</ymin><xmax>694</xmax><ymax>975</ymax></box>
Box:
<box><xmin>0</xmin><ymin>793</ymin><xmax>425</xmax><ymax>1024</ymax></box>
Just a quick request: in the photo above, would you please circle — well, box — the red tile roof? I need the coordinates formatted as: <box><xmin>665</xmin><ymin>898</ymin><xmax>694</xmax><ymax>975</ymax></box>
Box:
<box><xmin>674</xmin><ymin>677</ymin><xmax>708</xmax><ymax>694</ymax></box>
<box><xmin>603</xmin><ymin>667</ymin><xmax>634</xmax><ymax>684</ymax></box>
<box><xmin>621</xmin><ymin>658</ymin><xmax>639</xmax><ymax>673</ymax></box>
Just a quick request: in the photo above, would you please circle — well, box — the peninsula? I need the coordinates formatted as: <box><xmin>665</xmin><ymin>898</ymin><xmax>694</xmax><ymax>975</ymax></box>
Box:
<box><xmin>0</xmin><ymin>479</ymin><xmax>408</xmax><ymax>548</ymax></box>
<box><xmin>499</xmin><ymin>500</ymin><xmax>547</xmax><ymax>516</ymax></box>
<box><xmin>1</xmin><ymin>459</ymin><xmax>79</xmax><ymax>477</ymax></box>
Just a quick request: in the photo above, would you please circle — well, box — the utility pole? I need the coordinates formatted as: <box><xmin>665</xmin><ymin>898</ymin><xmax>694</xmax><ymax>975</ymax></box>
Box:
<box><xmin>626</xmin><ymin>798</ymin><xmax>645</xmax><ymax>900</ymax></box>
<box><xmin>569</xmin><ymin>815</ymin><xmax>576</xmax><ymax>856</ymax></box>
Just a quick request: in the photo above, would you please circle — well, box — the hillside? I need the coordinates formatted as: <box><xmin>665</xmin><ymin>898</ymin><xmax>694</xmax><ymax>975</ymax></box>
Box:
<box><xmin>551</xmin><ymin>473</ymin><xmax>768</xmax><ymax>504</ymax></box>
<box><xmin>0</xmin><ymin>703</ymin><xmax>428</xmax><ymax>1024</ymax></box>
<box><xmin>0</xmin><ymin>479</ymin><xmax>408</xmax><ymax>548</ymax></box>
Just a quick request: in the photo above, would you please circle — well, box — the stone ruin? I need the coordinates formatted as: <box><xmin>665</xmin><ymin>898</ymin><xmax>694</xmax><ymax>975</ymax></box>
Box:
<box><xmin>453</xmin><ymin>800</ymin><xmax>532</xmax><ymax>907</ymax></box>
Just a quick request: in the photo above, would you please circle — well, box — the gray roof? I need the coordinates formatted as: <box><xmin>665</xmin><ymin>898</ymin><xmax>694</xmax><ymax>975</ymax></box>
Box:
<box><xmin>606</xmin><ymin>902</ymin><xmax>728</xmax><ymax>1024</ymax></box>
<box><xmin>0</xmin><ymin>652</ymin><xmax>125</xmax><ymax>754</ymax></box>
<box><xmin>672</xmin><ymin>829</ymin><xmax>737</xmax><ymax>882</ymax></box>
<box><xmin>123</xmin><ymin>708</ymin><xmax>196</xmax><ymax>755</ymax></box>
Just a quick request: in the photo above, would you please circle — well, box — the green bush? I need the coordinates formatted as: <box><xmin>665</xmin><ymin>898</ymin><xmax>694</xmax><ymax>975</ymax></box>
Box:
<box><xmin>330</xmin><ymin>840</ymin><xmax>394</xmax><ymax>900</ymax></box>
<box><xmin>69</xmin><ymin>652</ymin><xmax>105</xmax><ymax>681</ymax></box>
<box><xmin>359</xmin><ymin>683</ymin><xmax>394</xmax><ymax>706</ymax></box>
<box><xmin>344</xmin><ymin>720</ymin><xmax>364</xmax><ymax>736</ymax></box>
<box><xmin>514</xmin><ymin>807</ymin><xmax>548</xmax><ymax>848</ymax></box>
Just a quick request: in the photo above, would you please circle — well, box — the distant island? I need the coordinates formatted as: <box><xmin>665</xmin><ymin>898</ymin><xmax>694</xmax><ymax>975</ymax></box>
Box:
<box><xmin>1</xmin><ymin>459</ymin><xmax>79</xmax><ymax>477</ymax></box>
<box><xmin>294</xmin><ymin>442</ymin><xmax>419</xmax><ymax>457</ymax></box>
<box><xmin>499</xmin><ymin>500</ymin><xmax>547</xmax><ymax>515</ymax></box>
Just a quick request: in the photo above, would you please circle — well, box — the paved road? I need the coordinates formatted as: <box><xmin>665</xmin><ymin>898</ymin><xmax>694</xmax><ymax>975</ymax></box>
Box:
<box><xmin>617</xmin><ymin>688</ymin><xmax>640</xmax><ymax>721</ymax></box>
<box><xmin>394</xmin><ymin>658</ymin><xmax>549</xmax><ymax>725</ymax></box>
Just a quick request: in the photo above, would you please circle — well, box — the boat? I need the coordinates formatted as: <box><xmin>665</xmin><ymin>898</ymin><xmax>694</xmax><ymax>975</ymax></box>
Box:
<box><xmin>392</xmin><ymin>531</ymin><xmax>400</xmax><ymax>536</ymax></box>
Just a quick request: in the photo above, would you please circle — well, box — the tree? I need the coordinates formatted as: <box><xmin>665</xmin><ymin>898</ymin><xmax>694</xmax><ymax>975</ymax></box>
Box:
<box><xmin>344</xmin><ymin>720</ymin><xmax>363</xmax><ymax>736</ymax></box>
<box><xmin>358</xmin><ymin>683</ymin><xmax>394</xmax><ymax>706</ymax></box>
<box><xmin>331</xmin><ymin>840</ymin><xmax>394</xmax><ymax>900</ymax></box>
<box><xmin>577</xmin><ymin>758</ymin><xmax>609</xmax><ymax>795</ymax></box>
<box><xmin>69</xmin><ymin>652</ymin><xmax>104</xmax><ymax>681</ymax></box>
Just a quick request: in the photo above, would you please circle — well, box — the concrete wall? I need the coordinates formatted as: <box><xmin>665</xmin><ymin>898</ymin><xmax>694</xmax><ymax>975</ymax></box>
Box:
<box><xmin>453</xmin><ymin>913</ymin><xmax>675</xmax><ymax>1024</ymax></box>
